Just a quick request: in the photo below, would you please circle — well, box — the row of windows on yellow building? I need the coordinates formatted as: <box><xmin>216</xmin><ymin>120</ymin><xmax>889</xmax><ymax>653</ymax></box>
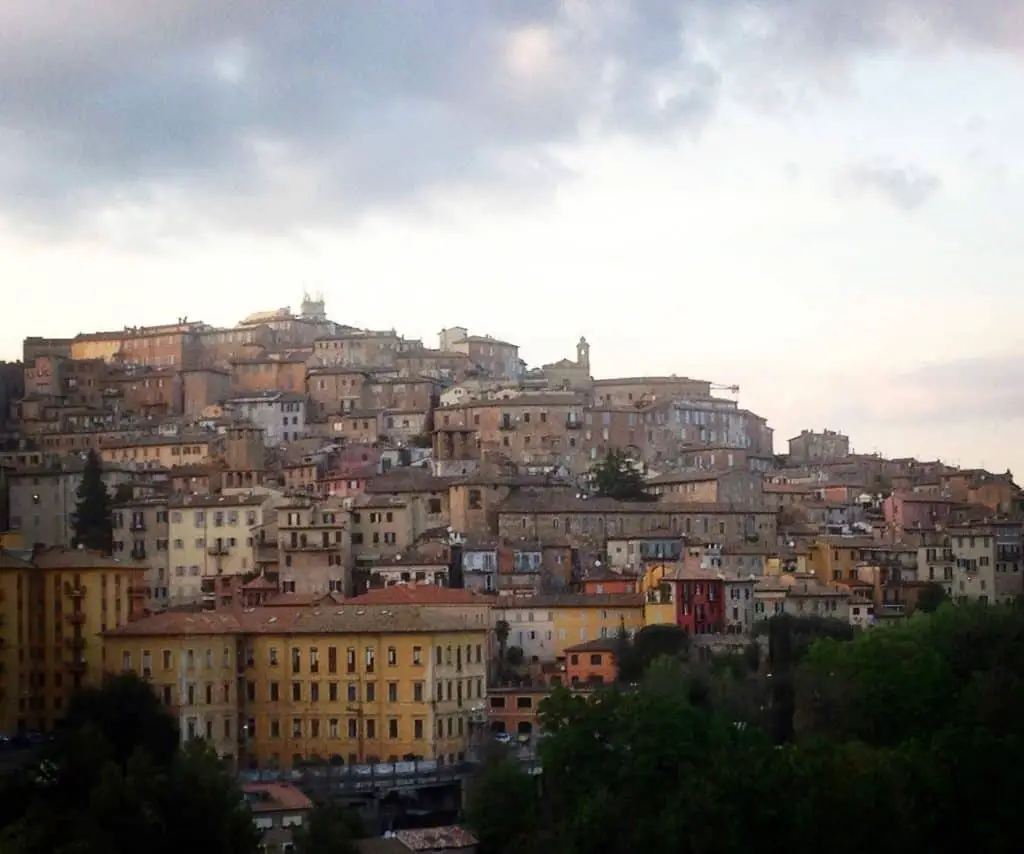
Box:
<box><xmin>104</xmin><ymin>608</ymin><xmax>490</xmax><ymax>770</ymax></box>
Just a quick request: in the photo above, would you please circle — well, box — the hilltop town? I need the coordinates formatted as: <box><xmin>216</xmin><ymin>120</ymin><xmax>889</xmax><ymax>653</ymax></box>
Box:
<box><xmin>0</xmin><ymin>294</ymin><xmax>1019</xmax><ymax>793</ymax></box>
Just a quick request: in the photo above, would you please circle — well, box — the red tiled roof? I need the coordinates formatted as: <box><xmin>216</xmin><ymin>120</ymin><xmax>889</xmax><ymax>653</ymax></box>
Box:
<box><xmin>348</xmin><ymin>585</ymin><xmax>496</xmax><ymax>606</ymax></box>
<box><xmin>243</xmin><ymin>783</ymin><xmax>313</xmax><ymax>813</ymax></box>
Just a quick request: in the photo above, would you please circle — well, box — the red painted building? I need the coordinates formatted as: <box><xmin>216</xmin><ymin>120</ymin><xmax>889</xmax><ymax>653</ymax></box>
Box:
<box><xmin>663</xmin><ymin>565</ymin><xmax>725</xmax><ymax>635</ymax></box>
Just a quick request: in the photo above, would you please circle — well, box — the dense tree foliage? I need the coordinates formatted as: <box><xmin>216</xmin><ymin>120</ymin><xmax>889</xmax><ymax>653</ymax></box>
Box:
<box><xmin>615</xmin><ymin>623</ymin><xmax>690</xmax><ymax>683</ymax></box>
<box><xmin>916</xmin><ymin>581</ymin><xmax>951</xmax><ymax>613</ymax></box>
<box><xmin>292</xmin><ymin>803</ymin><xmax>362</xmax><ymax>854</ymax></box>
<box><xmin>590</xmin><ymin>449</ymin><xmax>656</xmax><ymax>502</ymax></box>
<box><xmin>71</xmin><ymin>449</ymin><xmax>113</xmax><ymax>554</ymax></box>
<box><xmin>468</xmin><ymin>603</ymin><xmax>1024</xmax><ymax>854</ymax></box>
<box><xmin>0</xmin><ymin>674</ymin><xmax>259</xmax><ymax>854</ymax></box>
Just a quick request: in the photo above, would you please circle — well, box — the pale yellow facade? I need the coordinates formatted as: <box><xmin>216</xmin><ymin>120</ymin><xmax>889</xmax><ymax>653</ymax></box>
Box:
<box><xmin>167</xmin><ymin>494</ymin><xmax>270</xmax><ymax>604</ymax></box>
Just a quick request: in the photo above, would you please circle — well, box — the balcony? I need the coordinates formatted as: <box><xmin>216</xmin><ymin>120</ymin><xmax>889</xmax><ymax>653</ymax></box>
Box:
<box><xmin>66</xmin><ymin>658</ymin><xmax>87</xmax><ymax>674</ymax></box>
<box><xmin>565</xmin><ymin>419</ymin><xmax>583</xmax><ymax>430</ymax></box>
<box><xmin>130</xmin><ymin>519</ymin><xmax>146</xmax><ymax>532</ymax></box>
<box><xmin>65</xmin><ymin>636</ymin><xmax>86</xmax><ymax>651</ymax></box>
<box><xmin>285</xmin><ymin>539</ymin><xmax>336</xmax><ymax>551</ymax></box>
<box><xmin>65</xmin><ymin>611</ymin><xmax>87</xmax><ymax>625</ymax></box>
<box><xmin>208</xmin><ymin>544</ymin><xmax>230</xmax><ymax>557</ymax></box>
<box><xmin>63</xmin><ymin>582</ymin><xmax>86</xmax><ymax>599</ymax></box>
<box><xmin>498</xmin><ymin>421</ymin><xmax>516</xmax><ymax>431</ymax></box>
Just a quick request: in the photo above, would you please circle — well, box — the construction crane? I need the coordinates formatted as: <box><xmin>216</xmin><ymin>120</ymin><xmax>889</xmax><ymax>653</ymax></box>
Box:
<box><xmin>711</xmin><ymin>383</ymin><xmax>740</xmax><ymax>397</ymax></box>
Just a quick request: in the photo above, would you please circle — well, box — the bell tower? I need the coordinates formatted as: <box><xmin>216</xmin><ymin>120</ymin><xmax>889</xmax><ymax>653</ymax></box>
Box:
<box><xmin>576</xmin><ymin>336</ymin><xmax>590</xmax><ymax>370</ymax></box>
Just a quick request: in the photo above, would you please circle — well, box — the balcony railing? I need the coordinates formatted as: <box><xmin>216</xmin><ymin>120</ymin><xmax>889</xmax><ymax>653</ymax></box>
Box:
<box><xmin>498</xmin><ymin>422</ymin><xmax>516</xmax><ymax>431</ymax></box>
<box><xmin>565</xmin><ymin>420</ymin><xmax>583</xmax><ymax>430</ymax></box>
<box><xmin>208</xmin><ymin>544</ymin><xmax>230</xmax><ymax>557</ymax></box>
<box><xmin>130</xmin><ymin>520</ymin><xmax>146</xmax><ymax>532</ymax></box>
<box><xmin>65</xmin><ymin>636</ymin><xmax>86</xmax><ymax>650</ymax></box>
<box><xmin>65</xmin><ymin>658</ymin><xmax>87</xmax><ymax>674</ymax></box>
<box><xmin>63</xmin><ymin>583</ymin><xmax>86</xmax><ymax>599</ymax></box>
<box><xmin>66</xmin><ymin>611</ymin><xmax>87</xmax><ymax>625</ymax></box>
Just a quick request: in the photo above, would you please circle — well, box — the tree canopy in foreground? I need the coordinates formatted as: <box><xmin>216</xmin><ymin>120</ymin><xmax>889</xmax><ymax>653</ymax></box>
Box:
<box><xmin>467</xmin><ymin>601</ymin><xmax>1024</xmax><ymax>854</ymax></box>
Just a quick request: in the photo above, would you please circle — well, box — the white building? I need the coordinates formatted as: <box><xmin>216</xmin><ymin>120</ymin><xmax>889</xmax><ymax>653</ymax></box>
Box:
<box><xmin>227</xmin><ymin>391</ymin><xmax>308</xmax><ymax>446</ymax></box>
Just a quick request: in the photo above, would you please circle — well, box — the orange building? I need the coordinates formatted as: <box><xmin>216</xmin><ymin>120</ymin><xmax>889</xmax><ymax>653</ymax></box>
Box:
<box><xmin>564</xmin><ymin>638</ymin><xmax>618</xmax><ymax>686</ymax></box>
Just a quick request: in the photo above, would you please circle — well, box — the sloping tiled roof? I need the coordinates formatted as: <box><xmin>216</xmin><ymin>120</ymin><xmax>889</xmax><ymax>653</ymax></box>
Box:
<box><xmin>105</xmin><ymin>603</ymin><xmax>486</xmax><ymax>637</ymax></box>
<box><xmin>349</xmin><ymin>586</ymin><xmax>496</xmax><ymax>607</ymax></box>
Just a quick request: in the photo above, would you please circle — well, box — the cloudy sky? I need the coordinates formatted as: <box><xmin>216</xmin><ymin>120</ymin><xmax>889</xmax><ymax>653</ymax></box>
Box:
<box><xmin>3</xmin><ymin>1</ymin><xmax>1024</xmax><ymax>473</ymax></box>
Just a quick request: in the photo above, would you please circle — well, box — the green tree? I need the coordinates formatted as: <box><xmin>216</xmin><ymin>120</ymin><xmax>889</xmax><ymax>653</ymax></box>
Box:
<box><xmin>590</xmin><ymin>449</ymin><xmax>655</xmax><ymax>502</ymax></box>
<box><xmin>465</xmin><ymin>749</ymin><xmax>539</xmax><ymax>854</ymax></box>
<box><xmin>0</xmin><ymin>674</ymin><xmax>259</xmax><ymax>854</ymax></box>
<box><xmin>71</xmin><ymin>449</ymin><xmax>113</xmax><ymax>554</ymax></box>
<box><xmin>916</xmin><ymin>581</ymin><xmax>950</xmax><ymax>613</ymax></box>
<box><xmin>615</xmin><ymin>624</ymin><xmax>690</xmax><ymax>683</ymax></box>
<box><xmin>505</xmin><ymin>645</ymin><xmax>525</xmax><ymax>668</ymax></box>
<box><xmin>292</xmin><ymin>803</ymin><xmax>361</xmax><ymax>854</ymax></box>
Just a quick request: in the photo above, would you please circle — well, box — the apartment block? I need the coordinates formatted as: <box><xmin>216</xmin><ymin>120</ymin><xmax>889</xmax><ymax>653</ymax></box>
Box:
<box><xmin>167</xmin><ymin>493</ymin><xmax>272</xmax><ymax>605</ymax></box>
<box><xmin>7</xmin><ymin>459</ymin><xmax>136</xmax><ymax>548</ymax></box>
<box><xmin>103</xmin><ymin>605</ymin><xmax>489</xmax><ymax>769</ymax></box>
<box><xmin>112</xmin><ymin>497</ymin><xmax>171</xmax><ymax>609</ymax></box>
<box><xmin>0</xmin><ymin>548</ymin><xmax>145</xmax><ymax>734</ymax></box>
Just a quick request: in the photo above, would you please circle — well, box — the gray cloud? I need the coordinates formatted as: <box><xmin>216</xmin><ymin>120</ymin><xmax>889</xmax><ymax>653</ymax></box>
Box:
<box><xmin>822</xmin><ymin>355</ymin><xmax>1024</xmax><ymax>429</ymax></box>
<box><xmin>0</xmin><ymin>0</ymin><xmax>1020</xmax><ymax>236</ymax></box>
<box><xmin>843</xmin><ymin>160</ymin><xmax>942</xmax><ymax>210</ymax></box>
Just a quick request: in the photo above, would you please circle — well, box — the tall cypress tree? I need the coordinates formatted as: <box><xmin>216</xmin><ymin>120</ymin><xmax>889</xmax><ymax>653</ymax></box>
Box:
<box><xmin>72</xmin><ymin>449</ymin><xmax>113</xmax><ymax>554</ymax></box>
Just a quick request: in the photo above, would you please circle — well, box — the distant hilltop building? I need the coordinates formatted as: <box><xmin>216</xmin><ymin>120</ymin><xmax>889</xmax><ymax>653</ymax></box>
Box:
<box><xmin>788</xmin><ymin>429</ymin><xmax>850</xmax><ymax>464</ymax></box>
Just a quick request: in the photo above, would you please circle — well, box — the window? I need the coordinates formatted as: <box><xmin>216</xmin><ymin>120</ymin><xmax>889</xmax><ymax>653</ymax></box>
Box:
<box><xmin>270</xmin><ymin>682</ymin><xmax>279</xmax><ymax>701</ymax></box>
<box><xmin>269</xmin><ymin>647</ymin><xmax>279</xmax><ymax>666</ymax></box>
<box><xmin>366</xmin><ymin>683</ymin><xmax>376</xmax><ymax>702</ymax></box>
<box><xmin>292</xmin><ymin>718</ymin><xmax>302</xmax><ymax>738</ymax></box>
<box><xmin>270</xmin><ymin>718</ymin><xmax>281</xmax><ymax>739</ymax></box>
<box><xmin>310</xmin><ymin>648</ymin><xmax>319</xmax><ymax>673</ymax></box>
<box><xmin>413</xmin><ymin>646</ymin><xmax>422</xmax><ymax>665</ymax></box>
<box><xmin>122</xmin><ymin>651</ymin><xmax>131</xmax><ymax>670</ymax></box>
<box><xmin>162</xmin><ymin>649</ymin><xmax>172</xmax><ymax>669</ymax></box>
<box><xmin>348</xmin><ymin>719</ymin><xmax>358</xmax><ymax>739</ymax></box>
<box><xmin>365</xmin><ymin>647</ymin><xmax>375</xmax><ymax>673</ymax></box>
<box><xmin>414</xmin><ymin>682</ymin><xmax>424</xmax><ymax>702</ymax></box>
<box><xmin>366</xmin><ymin>719</ymin><xmax>377</xmax><ymax>740</ymax></box>
<box><xmin>414</xmin><ymin>719</ymin><xmax>424</xmax><ymax>740</ymax></box>
<box><xmin>329</xmin><ymin>682</ymin><xmax>339</xmax><ymax>702</ymax></box>
<box><xmin>388</xmin><ymin>719</ymin><xmax>399</xmax><ymax>739</ymax></box>
<box><xmin>388</xmin><ymin>682</ymin><xmax>398</xmax><ymax>703</ymax></box>
<box><xmin>292</xmin><ymin>682</ymin><xmax>301</xmax><ymax>702</ymax></box>
<box><xmin>347</xmin><ymin>683</ymin><xmax>357</xmax><ymax>702</ymax></box>
<box><xmin>329</xmin><ymin>718</ymin><xmax>339</xmax><ymax>738</ymax></box>
<box><xmin>346</xmin><ymin>648</ymin><xmax>356</xmax><ymax>673</ymax></box>
<box><xmin>291</xmin><ymin>648</ymin><xmax>301</xmax><ymax>674</ymax></box>
<box><xmin>328</xmin><ymin>646</ymin><xmax>337</xmax><ymax>673</ymax></box>
<box><xmin>387</xmin><ymin>646</ymin><xmax>397</xmax><ymax>666</ymax></box>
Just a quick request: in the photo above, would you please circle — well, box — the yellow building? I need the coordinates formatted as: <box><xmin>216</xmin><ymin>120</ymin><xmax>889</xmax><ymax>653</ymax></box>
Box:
<box><xmin>805</xmin><ymin>538</ymin><xmax>875</xmax><ymax>584</ymax></box>
<box><xmin>104</xmin><ymin>604</ymin><xmax>489</xmax><ymax>770</ymax></box>
<box><xmin>99</xmin><ymin>434</ymin><xmax>218</xmax><ymax>468</ymax></box>
<box><xmin>492</xmin><ymin>594</ymin><xmax>644</xmax><ymax>661</ymax></box>
<box><xmin>167</xmin><ymin>493</ymin><xmax>272</xmax><ymax>605</ymax></box>
<box><xmin>0</xmin><ymin>531</ymin><xmax>25</xmax><ymax>550</ymax></box>
<box><xmin>765</xmin><ymin>551</ymin><xmax>809</xmax><ymax>577</ymax></box>
<box><xmin>639</xmin><ymin>563</ymin><xmax>677</xmax><ymax>625</ymax></box>
<box><xmin>0</xmin><ymin>547</ymin><xmax>146</xmax><ymax>734</ymax></box>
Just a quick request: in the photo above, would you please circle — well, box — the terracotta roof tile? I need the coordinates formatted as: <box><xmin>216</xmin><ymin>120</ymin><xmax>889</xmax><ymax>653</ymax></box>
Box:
<box><xmin>349</xmin><ymin>586</ymin><xmax>496</xmax><ymax>606</ymax></box>
<box><xmin>105</xmin><ymin>603</ymin><xmax>486</xmax><ymax>637</ymax></box>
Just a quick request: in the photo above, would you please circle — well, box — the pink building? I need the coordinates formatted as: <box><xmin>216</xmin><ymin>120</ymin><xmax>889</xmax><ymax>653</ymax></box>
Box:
<box><xmin>883</xmin><ymin>492</ymin><xmax>957</xmax><ymax>531</ymax></box>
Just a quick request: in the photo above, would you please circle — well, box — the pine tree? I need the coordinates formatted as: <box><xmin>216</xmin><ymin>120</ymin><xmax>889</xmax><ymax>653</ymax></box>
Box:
<box><xmin>72</xmin><ymin>449</ymin><xmax>113</xmax><ymax>554</ymax></box>
<box><xmin>590</xmin><ymin>449</ymin><xmax>656</xmax><ymax>502</ymax></box>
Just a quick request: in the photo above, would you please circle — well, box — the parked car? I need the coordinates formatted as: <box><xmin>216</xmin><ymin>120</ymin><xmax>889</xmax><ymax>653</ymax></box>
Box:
<box><xmin>493</xmin><ymin>732</ymin><xmax>513</xmax><ymax>745</ymax></box>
